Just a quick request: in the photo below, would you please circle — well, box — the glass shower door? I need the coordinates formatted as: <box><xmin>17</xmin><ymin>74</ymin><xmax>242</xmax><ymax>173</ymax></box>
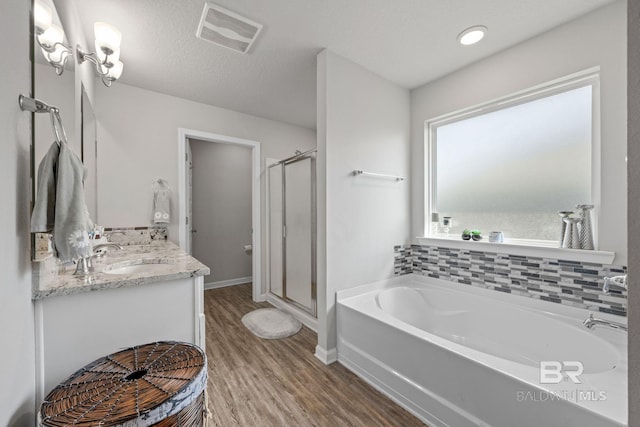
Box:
<box><xmin>267</xmin><ymin>152</ymin><xmax>316</xmax><ymax>316</ymax></box>
<box><xmin>284</xmin><ymin>157</ymin><xmax>314</xmax><ymax>312</ymax></box>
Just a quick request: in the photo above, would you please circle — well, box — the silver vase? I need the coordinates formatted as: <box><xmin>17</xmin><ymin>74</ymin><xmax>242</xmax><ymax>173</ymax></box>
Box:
<box><xmin>576</xmin><ymin>204</ymin><xmax>594</xmax><ymax>250</ymax></box>
<box><xmin>557</xmin><ymin>211</ymin><xmax>574</xmax><ymax>248</ymax></box>
<box><xmin>562</xmin><ymin>217</ymin><xmax>581</xmax><ymax>249</ymax></box>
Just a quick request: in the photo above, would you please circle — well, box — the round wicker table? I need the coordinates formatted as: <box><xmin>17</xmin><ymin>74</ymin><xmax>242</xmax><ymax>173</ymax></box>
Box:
<box><xmin>40</xmin><ymin>341</ymin><xmax>207</xmax><ymax>426</ymax></box>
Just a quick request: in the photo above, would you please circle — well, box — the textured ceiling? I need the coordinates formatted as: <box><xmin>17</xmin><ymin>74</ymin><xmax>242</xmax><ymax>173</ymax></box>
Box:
<box><xmin>56</xmin><ymin>0</ymin><xmax>615</xmax><ymax>130</ymax></box>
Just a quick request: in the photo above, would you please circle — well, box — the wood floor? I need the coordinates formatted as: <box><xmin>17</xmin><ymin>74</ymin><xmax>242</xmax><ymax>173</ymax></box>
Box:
<box><xmin>204</xmin><ymin>284</ymin><xmax>426</xmax><ymax>427</ymax></box>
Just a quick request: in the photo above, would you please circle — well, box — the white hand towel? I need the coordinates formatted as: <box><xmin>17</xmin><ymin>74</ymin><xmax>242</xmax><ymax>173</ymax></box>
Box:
<box><xmin>153</xmin><ymin>188</ymin><xmax>171</xmax><ymax>224</ymax></box>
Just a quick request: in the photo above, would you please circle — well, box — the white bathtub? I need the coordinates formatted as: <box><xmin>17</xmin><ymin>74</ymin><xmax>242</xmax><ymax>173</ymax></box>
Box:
<box><xmin>336</xmin><ymin>274</ymin><xmax>627</xmax><ymax>427</ymax></box>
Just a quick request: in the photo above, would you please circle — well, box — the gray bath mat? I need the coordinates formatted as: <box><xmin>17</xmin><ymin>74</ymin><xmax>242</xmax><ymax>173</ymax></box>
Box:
<box><xmin>242</xmin><ymin>308</ymin><xmax>302</xmax><ymax>339</ymax></box>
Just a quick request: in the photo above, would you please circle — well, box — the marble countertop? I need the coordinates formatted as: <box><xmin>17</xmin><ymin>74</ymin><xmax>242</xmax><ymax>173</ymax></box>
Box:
<box><xmin>32</xmin><ymin>241</ymin><xmax>210</xmax><ymax>300</ymax></box>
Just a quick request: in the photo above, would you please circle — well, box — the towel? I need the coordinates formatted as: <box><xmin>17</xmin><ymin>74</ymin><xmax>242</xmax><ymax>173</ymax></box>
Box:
<box><xmin>31</xmin><ymin>141</ymin><xmax>94</xmax><ymax>262</ymax></box>
<box><xmin>153</xmin><ymin>187</ymin><xmax>171</xmax><ymax>224</ymax></box>
<box><xmin>31</xmin><ymin>141</ymin><xmax>60</xmax><ymax>233</ymax></box>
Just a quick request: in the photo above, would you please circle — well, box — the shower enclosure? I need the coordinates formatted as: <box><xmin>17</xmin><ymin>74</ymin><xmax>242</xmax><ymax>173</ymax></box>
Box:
<box><xmin>268</xmin><ymin>149</ymin><xmax>317</xmax><ymax>317</ymax></box>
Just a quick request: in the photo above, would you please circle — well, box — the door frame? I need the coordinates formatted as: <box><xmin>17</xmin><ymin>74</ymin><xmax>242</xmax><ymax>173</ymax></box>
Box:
<box><xmin>178</xmin><ymin>128</ymin><xmax>262</xmax><ymax>302</ymax></box>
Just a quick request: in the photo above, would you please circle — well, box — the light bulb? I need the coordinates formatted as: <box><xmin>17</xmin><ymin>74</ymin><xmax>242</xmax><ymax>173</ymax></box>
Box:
<box><xmin>34</xmin><ymin>0</ymin><xmax>52</xmax><ymax>34</ymax></box>
<box><xmin>94</xmin><ymin>22</ymin><xmax>121</xmax><ymax>55</ymax></box>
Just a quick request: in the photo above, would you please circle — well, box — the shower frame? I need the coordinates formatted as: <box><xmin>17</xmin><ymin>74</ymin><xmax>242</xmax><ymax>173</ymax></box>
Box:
<box><xmin>268</xmin><ymin>148</ymin><xmax>317</xmax><ymax>317</ymax></box>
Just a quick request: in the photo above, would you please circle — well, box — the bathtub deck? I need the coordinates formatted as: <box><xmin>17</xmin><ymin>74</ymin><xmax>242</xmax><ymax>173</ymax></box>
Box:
<box><xmin>204</xmin><ymin>284</ymin><xmax>425</xmax><ymax>426</ymax></box>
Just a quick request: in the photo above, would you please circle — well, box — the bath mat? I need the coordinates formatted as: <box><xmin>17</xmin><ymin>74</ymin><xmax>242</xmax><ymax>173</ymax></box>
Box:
<box><xmin>242</xmin><ymin>308</ymin><xmax>302</xmax><ymax>339</ymax></box>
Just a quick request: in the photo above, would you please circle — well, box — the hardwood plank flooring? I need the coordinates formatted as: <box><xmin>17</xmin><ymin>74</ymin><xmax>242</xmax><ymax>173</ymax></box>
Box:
<box><xmin>204</xmin><ymin>284</ymin><xmax>426</xmax><ymax>426</ymax></box>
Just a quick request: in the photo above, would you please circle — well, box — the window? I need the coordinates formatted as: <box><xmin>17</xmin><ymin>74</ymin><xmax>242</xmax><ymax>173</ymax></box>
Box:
<box><xmin>427</xmin><ymin>72</ymin><xmax>598</xmax><ymax>243</ymax></box>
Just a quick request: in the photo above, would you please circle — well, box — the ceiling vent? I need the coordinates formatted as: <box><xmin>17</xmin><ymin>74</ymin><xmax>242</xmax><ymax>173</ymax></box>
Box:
<box><xmin>196</xmin><ymin>3</ymin><xmax>263</xmax><ymax>54</ymax></box>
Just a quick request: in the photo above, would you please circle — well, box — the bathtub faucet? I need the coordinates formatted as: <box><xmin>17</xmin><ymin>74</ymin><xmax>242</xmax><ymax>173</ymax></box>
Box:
<box><xmin>582</xmin><ymin>313</ymin><xmax>627</xmax><ymax>332</ymax></box>
<box><xmin>602</xmin><ymin>275</ymin><xmax>627</xmax><ymax>294</ymax></box>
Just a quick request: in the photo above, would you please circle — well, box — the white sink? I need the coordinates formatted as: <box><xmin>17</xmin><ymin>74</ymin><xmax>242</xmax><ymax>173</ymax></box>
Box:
<box><xmin>104</xmin><ymin>259</ymin><xmax>175</xmax><ymax>275</ymax></box>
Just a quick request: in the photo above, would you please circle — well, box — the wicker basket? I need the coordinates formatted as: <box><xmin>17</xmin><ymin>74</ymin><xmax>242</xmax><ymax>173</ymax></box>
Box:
<box><xmin>40</xmin><ymin>341</ymin><xmax>207</xmax><ymax>426</ymax></box>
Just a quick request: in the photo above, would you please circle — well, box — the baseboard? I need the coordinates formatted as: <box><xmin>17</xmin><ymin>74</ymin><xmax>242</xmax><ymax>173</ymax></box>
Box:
<box><xmin>314</xmin><ymin>345</ymin><xmax>337</xmax><ymax>365</ymax></box>
<box><xmin>204</xmin><ymin>276</ymin><xmax>252</xmax><ymax>290</ymax></box>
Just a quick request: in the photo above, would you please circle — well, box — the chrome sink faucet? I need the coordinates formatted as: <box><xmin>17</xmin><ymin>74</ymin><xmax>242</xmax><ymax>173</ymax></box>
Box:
<box><xmin>73</xmin><ymin>243</ymin><xmax>123</xmax><ymax>275</ymax></box>
<box><xmin>93</xmin><ymin>243</ymin><xmax>124</xmax><ymax>257</ymax></box>
<box><xmin>582</xmin><ymin>313</ymin><xmax>627</xmax><ymax>332</ymax></box>
<box><xmin>602</xmin><ymin>274</ymin><xmax>627</xmax><ymax>294</ymax></box>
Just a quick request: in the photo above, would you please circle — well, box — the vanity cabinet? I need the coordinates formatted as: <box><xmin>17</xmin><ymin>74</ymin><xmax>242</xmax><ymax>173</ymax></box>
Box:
<box><xmin>31</xmin><ymin>242</ymin><xmax>208</xmax><ymax>410</ymax></box>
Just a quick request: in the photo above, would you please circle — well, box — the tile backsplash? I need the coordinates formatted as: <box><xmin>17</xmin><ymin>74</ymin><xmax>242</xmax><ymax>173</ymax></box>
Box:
<box><xmin>394</xmin><ymin>244</ymin><xmax>627</xmax><ymax>317</ymax></box>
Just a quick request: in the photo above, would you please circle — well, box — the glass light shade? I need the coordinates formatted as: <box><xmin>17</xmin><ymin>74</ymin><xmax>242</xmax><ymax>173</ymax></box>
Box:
<box><xmin>107</xmin><ymin>60</ymin><xmax>124</xmax><ymax>80</ymax></box>
<box><xmin>38</xmin><ymin>25</ymin><xmax>64</xmax><ymax>48</ymax></box>
<box><xmin>458</xmin><ymin>26</ymin><xmax>487</xmax><ymax>46</ymax></box>
<box><xmin>34</xmin><ymin>0</ymin><xmax>52</xmax><ymax>34</ymax></box>
<box><xmin>94</xmin><ymin>22</ymin><xmax>121</xmax><ymax>54</ymax></box>
<box><xmin>96</xmin><ymin>40</ymin><xmax>120</xmax><ymax>64</ymax></box>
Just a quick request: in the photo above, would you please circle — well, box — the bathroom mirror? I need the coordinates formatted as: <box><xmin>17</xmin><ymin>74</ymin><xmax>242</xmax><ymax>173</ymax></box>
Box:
<box><xmin>32</xmin><ymin>0</ymin><xmax>75</xmax><ymax>259</ymax></box>
<box><xmin>32</xmin><ymin>0</ymin><xmax>100</xmax><ymax>259</ymax></box>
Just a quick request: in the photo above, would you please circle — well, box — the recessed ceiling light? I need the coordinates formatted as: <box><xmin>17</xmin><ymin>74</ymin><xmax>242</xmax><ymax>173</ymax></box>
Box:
<box><xmin>457</xmin><ymin>25</ymin><xmax>487</xmax><ymax>46</ymax></box>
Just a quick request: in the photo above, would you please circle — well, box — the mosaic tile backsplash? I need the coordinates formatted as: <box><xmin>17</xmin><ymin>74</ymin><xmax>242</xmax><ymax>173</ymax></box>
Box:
<box><xmin>394</xmin><ymin>244</ymin><xmax>627</xmax><ymax>317</ymax></box>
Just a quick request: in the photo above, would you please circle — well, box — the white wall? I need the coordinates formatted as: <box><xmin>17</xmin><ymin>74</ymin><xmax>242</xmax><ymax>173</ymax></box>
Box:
<box><xmin>190</xmin><ymin>140</ymin><xmax>252</xmax><ymax>284</ymax></box>
<box><xmin>0</xmin><ymin>0</ymin><xmax>35</xmax><ymax>424</ymax></box>
<box><xmin>316</xmin><ymin>50</ymin><xmax>411</xmax><ymax>356</ymax></box>
<box><xmin>95</xmin><ymin>82</ymin><xmax>316</xmax><ymax>293</ymax></box>
<box><xmin>411</xmin><ymin>1</ymin><xmax>628</xmax><ymax>264</ymax></box>
<box><xmin>627</xmin><ymin>0</ymin><xmax>639</xmax><ymax>424</ymax></box>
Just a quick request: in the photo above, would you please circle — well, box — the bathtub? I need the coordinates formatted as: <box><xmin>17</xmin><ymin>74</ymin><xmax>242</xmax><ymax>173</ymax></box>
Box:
<box><xmin>336</xmin><ymin>274</ymin><xmax>627</xmax><ymax>427</ymax></box>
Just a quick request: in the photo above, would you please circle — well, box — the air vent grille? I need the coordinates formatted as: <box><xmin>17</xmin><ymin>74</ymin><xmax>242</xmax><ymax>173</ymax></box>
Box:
<box><xmin>196</xmin><ymin>3</ymin><xmax>263</xmax><ymax>54</ymax></box>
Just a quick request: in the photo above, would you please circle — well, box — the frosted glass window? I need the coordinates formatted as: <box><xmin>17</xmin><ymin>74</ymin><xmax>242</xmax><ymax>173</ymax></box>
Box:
<box><xmin>433</xmin><ymin>84</ymin><xmax>592</xmax><ymax>241</ymax></box>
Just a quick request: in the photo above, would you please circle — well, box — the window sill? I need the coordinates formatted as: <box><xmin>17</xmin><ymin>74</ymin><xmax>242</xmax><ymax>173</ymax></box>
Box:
<box><xmin>415</xmin><ymin>236</ymin><xmax>615</xmax><ymax>265</ymax></box>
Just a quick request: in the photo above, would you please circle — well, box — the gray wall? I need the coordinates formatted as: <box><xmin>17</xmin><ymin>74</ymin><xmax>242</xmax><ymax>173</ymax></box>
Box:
<box><xmin>628</xmin><ymin>0</ymin><xmax>639</xmax><ymax>424</ymax></box>
<box><xmin>316</xmin><ymin>50</ymin><xmax>411</xmax><ymax>358</ymax></box>
<box><xmin>0</xmin><ymin>0</ymin><xmax>35</xmax><ymax>424</ymax></box>
<box><xmin>411</xmin><ymin>1</ymin><xmax>628</xmax><ymax>264</ymax></box>
<box><xmin>190</xmin><ymin>140</ymin><xmax>252</xmax><ymax>284</ymax></box>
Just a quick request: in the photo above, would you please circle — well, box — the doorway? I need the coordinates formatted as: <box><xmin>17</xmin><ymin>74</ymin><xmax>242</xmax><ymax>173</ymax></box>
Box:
<box><xmin>178</xmin><ymin>129</ymin><xmax>262</xmax><ymax>301</ymax></box>
<box><xmin>190</xmin><ymin>139</ymin><xmax>252</xmax><ymax>288</ymax></box>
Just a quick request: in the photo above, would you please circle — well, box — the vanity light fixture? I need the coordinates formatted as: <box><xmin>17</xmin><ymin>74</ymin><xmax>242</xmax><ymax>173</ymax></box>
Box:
<box><xmin>34</xmin><ymin>0</ymin><xmax>72</xmax><ymax>75</ymax></box>
<box><xmin>77</xmin><ymin>22</ymin><xmax>124</xmax><ymax>87</ymax></box>
<box><xmin>457</xmin><ymin>25</ymin><xmax>487</xmax><ymax>46</ymax></box>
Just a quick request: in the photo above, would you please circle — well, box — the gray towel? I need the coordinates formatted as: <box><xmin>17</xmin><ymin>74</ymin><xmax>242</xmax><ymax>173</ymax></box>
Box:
<box><xmin>31</xmin><ymin>141</ymin><xmax>94</xmax><ymax>262</ymax></box>
<box><xmin>54</xmin><ymin>142</ymin><xmax>94</xmax><ymax>261</ymax></box>
<box><xmin>31</xmin><ymin>142</ymin><xmax>60</xmax><ymax>233</ymax></box>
